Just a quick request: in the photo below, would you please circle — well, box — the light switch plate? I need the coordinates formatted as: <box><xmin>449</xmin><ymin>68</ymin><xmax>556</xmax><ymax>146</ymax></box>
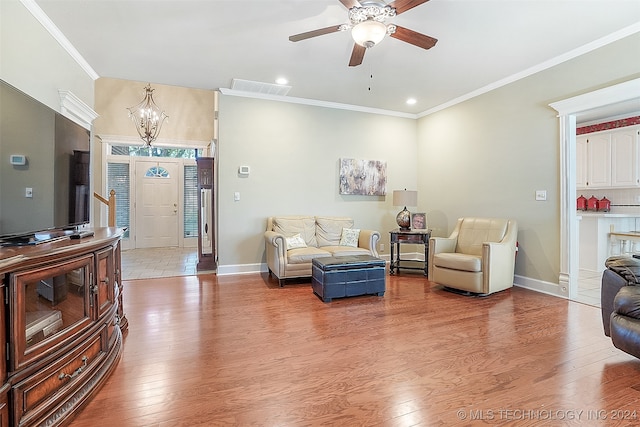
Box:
<box><xmin>535</xmin><ymin>190</ymin><xmax>547</xmax><ymax>201</ymax></box>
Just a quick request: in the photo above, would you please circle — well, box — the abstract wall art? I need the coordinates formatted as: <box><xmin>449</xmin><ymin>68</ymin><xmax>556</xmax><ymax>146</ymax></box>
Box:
<box><xmin>339</xmin><ymin>158</ymin><xmax>387</xmax><ymax>196</ymax></box>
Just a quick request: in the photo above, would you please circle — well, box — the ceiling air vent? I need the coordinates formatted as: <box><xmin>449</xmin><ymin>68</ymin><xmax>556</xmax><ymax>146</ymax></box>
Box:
<box><xmin>230</xmin><ymin>79</ymin><xmax>291</xmax><ymax>96</ymax></box>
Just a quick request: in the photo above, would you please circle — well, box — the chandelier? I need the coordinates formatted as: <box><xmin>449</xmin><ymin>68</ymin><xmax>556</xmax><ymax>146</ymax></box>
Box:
<box><xmin>127</xmin><ymin>84</ymin><xmax>168</xmax><ymax>146</ymax></box>
<box><xmin>339</xmin><ymin>3</ymin><xmax>397</xmax><ymax>48</ymax></box>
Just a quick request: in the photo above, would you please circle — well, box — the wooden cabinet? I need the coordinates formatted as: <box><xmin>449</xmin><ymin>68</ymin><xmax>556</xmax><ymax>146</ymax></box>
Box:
<box><xmin>0</xmin><ymin>384</ymin><xmax>9</xmax><ymax>427</ymax></box>
<box><xmin>196</xmin><ymin>157</ymin><xmax>216</xmax><ymax>271</ymax></box>
<box><xmin>95</xmin><ymin>246</ymin><xmax>115</xmax><ymax>319</ymax></box>
<box><xmin>577</xmin><ymin>126</ymin><xmax>640</xmax><ymax>189</ymax></box>
<box><xmin>9</xmin><ymin>253</ymin><xmax>94</xmax><ymax>371</ymax></box>
<box><xmin>0</xmin><ymin>228</ymin><xmax>125</xmax><ymax>426</ymax></box>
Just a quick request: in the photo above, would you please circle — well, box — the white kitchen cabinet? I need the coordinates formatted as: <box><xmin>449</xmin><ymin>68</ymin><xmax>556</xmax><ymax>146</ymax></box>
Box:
<box><xmin>576</xmin><ymin>133</ymin><xmax>610</xmax><ymax>189</ymax></box>
<box><xmin>611</xmin><ymin>126</ymin><xmax>640</xmax><ymax>187</ymax></box>
<box><xmin>577</xmin><ymin>125</ymin><xmax>640</xmax><ymax>189</ymax></box>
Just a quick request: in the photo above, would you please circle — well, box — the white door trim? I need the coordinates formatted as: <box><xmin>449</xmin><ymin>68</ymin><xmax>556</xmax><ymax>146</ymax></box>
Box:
<box><xmin>550</xmin><ymin>78</ymin><xmax>640</xmax><ymax>300</ymax></box>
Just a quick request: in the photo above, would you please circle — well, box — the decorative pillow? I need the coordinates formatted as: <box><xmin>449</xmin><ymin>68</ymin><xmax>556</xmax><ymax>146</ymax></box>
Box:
<box><xmin>339</xmin><ymin>228</ymin><xmax>360</xmax><ymax>247</ymax></box>
<box><xmin>286</xmin><ymin>233</ymin><xmax>307</xmax><ymax>250</ymax></box>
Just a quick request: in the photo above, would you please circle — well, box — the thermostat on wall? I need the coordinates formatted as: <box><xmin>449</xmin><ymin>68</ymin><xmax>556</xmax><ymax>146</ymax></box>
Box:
<box><xmin>238</xmin><ymin>165</ymin><xmax>250</xmax><ymax>175</ymax></box>
<box><xmin>10</xmin><ymin>155</ymin><xmax>26</xmax><ymax>165</ymax></box>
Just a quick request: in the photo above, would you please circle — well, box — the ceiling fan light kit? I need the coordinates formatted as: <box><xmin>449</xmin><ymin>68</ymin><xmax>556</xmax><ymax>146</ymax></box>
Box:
<box><xmin>288</xmin><ymin>0</ymin><xmax>437</xmax><ymax>67</ymax></box>
<box><xmin>352</xmin><ymin>20</ymin><xmax>388</xmax><ymax>48</ymax></box>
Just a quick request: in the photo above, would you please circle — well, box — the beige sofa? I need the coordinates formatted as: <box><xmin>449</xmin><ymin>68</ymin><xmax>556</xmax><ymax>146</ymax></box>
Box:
<box><xmin>265</xmin><ymin>216</ymin><xmax>380</xmax><ymax>286</ymax></box>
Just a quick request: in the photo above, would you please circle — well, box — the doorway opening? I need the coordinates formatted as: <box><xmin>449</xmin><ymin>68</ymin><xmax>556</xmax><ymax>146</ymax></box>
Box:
<box><xmin>551</xmin><ymin>78</ymin><xmax>640</xmax><ymax>306</ymax></box>
<box><xmin>104</xmin><ymin>144</ymin><xmax>200</xmax><ymax>251</ymax></box>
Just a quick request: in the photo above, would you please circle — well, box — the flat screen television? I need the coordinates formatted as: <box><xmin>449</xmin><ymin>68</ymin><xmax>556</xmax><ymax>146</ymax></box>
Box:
<box><xmin>0</xmin><ymin>80</ymin><xmax>91</xmax><ymax>245</ymax></box>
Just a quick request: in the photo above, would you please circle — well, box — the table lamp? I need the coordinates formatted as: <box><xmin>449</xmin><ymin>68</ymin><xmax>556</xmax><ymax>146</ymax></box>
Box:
<box><xmin>393</xmin><ymin>189</ymin><xmax>418</xmax><ymax>231</ymax></box>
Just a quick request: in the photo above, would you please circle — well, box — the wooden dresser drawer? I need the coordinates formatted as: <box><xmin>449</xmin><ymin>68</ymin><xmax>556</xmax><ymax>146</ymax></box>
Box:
<box><xmin>13</xmin><ymin>326</ymin><xmax>107</xmax><ymax>426</ymax></box>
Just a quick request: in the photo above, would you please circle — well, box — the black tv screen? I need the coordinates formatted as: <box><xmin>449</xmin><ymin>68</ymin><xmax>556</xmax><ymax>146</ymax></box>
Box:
<box><xmin>0</xmin><ymin>80</ymin><xmax>91</xmax><ymax>242</ymax></box>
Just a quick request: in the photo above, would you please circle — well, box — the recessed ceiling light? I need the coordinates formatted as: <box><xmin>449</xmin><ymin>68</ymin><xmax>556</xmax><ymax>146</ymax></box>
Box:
<box><xmin>276</xmin><ymin>77</ymin><xmax>288</xmax><ymax>85</ymax></box>
<box><xmin>406</xmin><ymin>98</ymin><xmax>417</xmax><ymax>105</ymax></box>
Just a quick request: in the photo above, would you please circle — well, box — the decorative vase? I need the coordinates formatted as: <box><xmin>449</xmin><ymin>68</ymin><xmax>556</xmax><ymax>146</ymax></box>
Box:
<box><xmin>396</xmin><ymin>207</ymin><xmax>411</xmax><ymax>230</ymax></box>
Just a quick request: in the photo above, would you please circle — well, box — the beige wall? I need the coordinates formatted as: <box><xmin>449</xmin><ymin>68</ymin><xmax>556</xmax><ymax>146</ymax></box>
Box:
<box><xmin>93</xmin><ymin>78</ymin><xmax>215</xmax><ymax>218</ymax></box>
<box><xmin>217</xmin><ymin>96</ymin><xmax>418</xmax><ymax>270</ymax></box>
<box><xmin>417</xmin><ymin>32</ymin><xmax>640</xmax><ymax>286</ymax></box>
<box><xmin>94</xmin><ymin>78</ymin><xmax>214</xmax><ymax>143</ymax></box>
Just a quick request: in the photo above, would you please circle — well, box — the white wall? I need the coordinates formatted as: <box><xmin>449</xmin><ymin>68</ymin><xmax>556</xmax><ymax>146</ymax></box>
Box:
<box><xmin>416</xmin><ymin>31</ymin><xmax>640</xmax><ymax>288</ymax></box>
<box><xmin>0</xmin><ymin>0</ymin><xmax>94</xmax><ymax>110</ymax></box>
<box><xmin>217</xmin><ymin>96</ymin><xmax>417</xmax><ymax>273</ymax></box>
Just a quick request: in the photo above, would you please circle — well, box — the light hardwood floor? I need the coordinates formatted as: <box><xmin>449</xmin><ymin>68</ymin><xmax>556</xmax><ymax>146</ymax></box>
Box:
<box><xmin>120</xmin><ymin>248</ymin><xmax>603</xmax><ymax>308</ymax></box>
<box><xmin>67</xmin><ymin>271</ymin><xmax>640</xmax><ymax>426</ymax></box>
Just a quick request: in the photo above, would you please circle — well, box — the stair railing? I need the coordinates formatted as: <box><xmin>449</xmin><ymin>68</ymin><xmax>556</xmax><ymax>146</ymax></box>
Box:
<box><xmin>94</xmin><ymin>189</ymin><xmax>116</xmax><ymax>227</ymax></box>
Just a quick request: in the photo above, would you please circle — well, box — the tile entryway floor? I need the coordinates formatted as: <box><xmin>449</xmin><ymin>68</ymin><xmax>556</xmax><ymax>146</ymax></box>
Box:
<box><xmin>121</xmin><ymin>247</ymin><xmax>198</xmax><ymax>280</ymax></box>
<box><xmin>576</xmin><ymin>269</ymin><xmax>602</xmax><ymax>308</ymax></box>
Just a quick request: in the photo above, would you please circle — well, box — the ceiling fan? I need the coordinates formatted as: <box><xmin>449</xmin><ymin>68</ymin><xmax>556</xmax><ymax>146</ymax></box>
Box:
<box><xmin>289</xmin><ymin>0</ymin><xmax>437</xmax><ymax>67</ymax></box>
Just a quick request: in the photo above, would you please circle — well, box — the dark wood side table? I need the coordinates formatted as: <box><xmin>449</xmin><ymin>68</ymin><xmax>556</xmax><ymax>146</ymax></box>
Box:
<box><xmin>389</xmin><ymin>229</ymin><xmax>431</xmax><ymax>276</ymax></box>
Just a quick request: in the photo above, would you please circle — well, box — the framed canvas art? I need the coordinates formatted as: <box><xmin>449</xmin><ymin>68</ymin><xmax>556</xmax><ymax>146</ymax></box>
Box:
<box><xmin>338</xmin><ymin>158</ymin><xmax>387</xmax><ymax>196</ymax></box>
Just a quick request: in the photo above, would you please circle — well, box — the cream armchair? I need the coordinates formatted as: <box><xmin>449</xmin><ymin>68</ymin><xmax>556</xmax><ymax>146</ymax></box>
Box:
<box><xmin>428</xmin><ymin>217</ymin><xmax>518</xmax><ymax>295</ymax></box>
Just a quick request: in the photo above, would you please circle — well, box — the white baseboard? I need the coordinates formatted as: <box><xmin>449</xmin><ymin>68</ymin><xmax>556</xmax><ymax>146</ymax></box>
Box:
<box><xmin>216</xmin><ymin>263</ymin><xmax>266</xmax><ymax>276</ymax></box>
<box><xmin>513</xmin><ymin>274</ymin><xmax>568</xmax><ymax>299</ymax></box>
<box><xmin>217</xmin><ymin>261</ymin><xmax>567</xmax><ymax>300</ymax></box>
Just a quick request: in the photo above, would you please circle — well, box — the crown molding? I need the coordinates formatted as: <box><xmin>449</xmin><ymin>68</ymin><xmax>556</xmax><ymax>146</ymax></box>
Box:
<box><xmin>58</xmin><ymin>90</ymin><xmax>99</xmax><ymax>129</ymax></box>
<box><xmin>218</xmin><ymin>88</ymin><xmax>417</xmax><ymax>120</ymax></box>
<box><xmin>20</xmin><ymin>0</ymin><xmax>99</xmax><ymax>80</ymax></box>
<box><xmin>418</xmin><ymin>21</ymin><xmax>640</xmax><ymax>118</ymax></box>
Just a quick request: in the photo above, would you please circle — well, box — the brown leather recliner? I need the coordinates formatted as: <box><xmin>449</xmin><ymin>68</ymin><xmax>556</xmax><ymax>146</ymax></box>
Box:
<box><xmin>601</xmin><ymin>256</ymin><xmax>640</xmax><ymax>358</ymax></box>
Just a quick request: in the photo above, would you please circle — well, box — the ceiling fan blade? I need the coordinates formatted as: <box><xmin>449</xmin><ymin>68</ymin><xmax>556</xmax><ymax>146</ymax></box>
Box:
<box><xmin>388</xmin><ymin>0</ymin><xmax>430</xmax><ymax>15</ymax></box>
<box><xmin>390</xmin><ymin>25</ymin><xmax>437</xmax><ymax>50</ymax></box>
<box><xmin>339</xmin><ymin>0</ymin><xmax>362</xmax><ymax>9</ymax></box>
<box><xmin>289</xmin><ymin>25</ymin><xmax>343</xmax><ymax>42</ymax></box>
<box><xmin>349</xmin><ymin>44</ymin><xmax>366</xmax><ymax>67</ymax></box>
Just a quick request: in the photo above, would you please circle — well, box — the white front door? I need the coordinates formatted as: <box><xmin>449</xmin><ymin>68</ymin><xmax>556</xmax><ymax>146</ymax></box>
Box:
<box><xmin>135</xmin><ymin>160</ymin><xmax>180</xmax><ymax>248</ymax></box>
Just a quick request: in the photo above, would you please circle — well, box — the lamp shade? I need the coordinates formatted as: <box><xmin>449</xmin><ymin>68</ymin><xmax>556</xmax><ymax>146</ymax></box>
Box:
<box><xmin>352</xmin><ymin>20</ymin><xmax>387</xmax><ymax>48</ymax></box>
<box><xmin>393</xmin><ymin>190</ymin><xmax>417</xmax><ymax>207</ymax></box>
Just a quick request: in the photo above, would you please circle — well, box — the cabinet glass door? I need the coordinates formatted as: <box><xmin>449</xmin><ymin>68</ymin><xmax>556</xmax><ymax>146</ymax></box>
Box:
<box><xmin>11</xmin><ymin>254</ymin><xmax>93</xmax><ymax>369</ymax></box>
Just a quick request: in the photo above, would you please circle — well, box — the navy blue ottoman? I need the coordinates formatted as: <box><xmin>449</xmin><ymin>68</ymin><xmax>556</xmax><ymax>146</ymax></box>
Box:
<box><xmin>312</xmin><ymin>255</ymin><xmax>386</xmax><ymax>302</ymax></box>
